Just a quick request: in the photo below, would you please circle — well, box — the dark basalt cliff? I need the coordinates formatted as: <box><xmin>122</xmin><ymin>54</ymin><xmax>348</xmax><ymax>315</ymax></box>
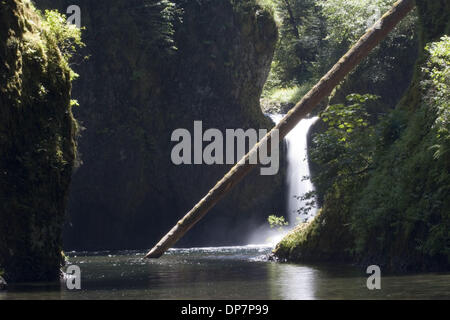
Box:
<box><xmin>0</xmin><ymin>0</ymin><xmax>76</xmax><ymax>282</ymax></box>
<box><xmin>34</xmin><ymin>0</ymin><xmax>283</xmax><ymax>250</ymax></box>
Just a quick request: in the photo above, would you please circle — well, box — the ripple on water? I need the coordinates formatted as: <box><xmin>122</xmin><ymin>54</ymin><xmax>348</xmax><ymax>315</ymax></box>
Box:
<box><xmin>4</xmin><ymin>246</ymin><xmax>450</xmax><ymax>300</ymax></box>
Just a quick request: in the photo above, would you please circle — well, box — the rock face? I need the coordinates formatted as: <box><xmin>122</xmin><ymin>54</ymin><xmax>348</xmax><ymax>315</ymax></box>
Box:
<box><xmin>34</xmin><ymin>0</ymin><xmax>283</xmax><ymax>250</ymax></box>
<box><xmin>0</xmin><ymin>0</ymin><xmax>76</xmax><ymax>282</ymax></box>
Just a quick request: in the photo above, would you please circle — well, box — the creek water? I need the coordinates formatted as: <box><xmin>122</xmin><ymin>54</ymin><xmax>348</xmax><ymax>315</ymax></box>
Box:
<box><xmin>1</xmin><ymin>246</ymin><xmax>449</xmax><ymax>300</ymax></box>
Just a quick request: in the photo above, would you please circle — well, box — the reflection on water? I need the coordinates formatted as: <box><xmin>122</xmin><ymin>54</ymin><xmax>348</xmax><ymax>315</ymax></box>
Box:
<box><xmin>268</xmin><ymin>263</ymin><xmax>317</xmax><ymax>300</ymax></box>
<box><xmin>1</xmin><ymin>246</ymin><xmax>449</xmax><ymax>300</ymax></box>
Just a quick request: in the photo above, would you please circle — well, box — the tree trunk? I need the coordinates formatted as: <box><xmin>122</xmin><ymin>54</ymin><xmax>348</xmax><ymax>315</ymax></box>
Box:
<box><xmin>145</xmin><ymin>0</ymin><xmax>415</xmax><ymax>259</ymax></box>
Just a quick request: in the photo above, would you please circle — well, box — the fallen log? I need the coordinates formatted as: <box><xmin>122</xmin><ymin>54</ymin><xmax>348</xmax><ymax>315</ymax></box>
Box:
<box><xmin>145</xmin><ymin>0</ymin><xmax>415</xmax><ymax>259</ymax></box>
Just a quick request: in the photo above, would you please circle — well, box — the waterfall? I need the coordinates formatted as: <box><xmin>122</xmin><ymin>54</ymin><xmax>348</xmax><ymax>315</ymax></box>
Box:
<box><xmin>247</xmin><ymin>114</ymin><xmax>319</xmax><ymax>245</ymax></box>
<box><xmin>270</xmin><ymin>114</ymin><xmax>319</xmax><ymax>225</ymax></box>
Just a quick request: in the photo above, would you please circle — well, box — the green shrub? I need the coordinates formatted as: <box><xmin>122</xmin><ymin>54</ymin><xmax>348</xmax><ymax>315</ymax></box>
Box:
<box><xmin>422</xmin><ymin>36</ymin><xmax>450</xmax><ymax>160</ymax></box>
<box><xmin>268</xmin><ymin>215</ymin><xmax>289</xmax><ymax>230</ymax></box>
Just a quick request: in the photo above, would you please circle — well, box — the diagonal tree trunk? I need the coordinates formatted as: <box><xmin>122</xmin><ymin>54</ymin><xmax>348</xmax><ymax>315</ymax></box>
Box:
<box><xmin>145</xmin><ymin>0</ymin><xmax>415</xmax><ymax>259</ymax></box>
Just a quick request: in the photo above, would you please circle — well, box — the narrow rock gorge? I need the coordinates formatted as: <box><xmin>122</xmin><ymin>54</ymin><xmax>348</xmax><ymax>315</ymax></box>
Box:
<box><xmin>34</xmin><ymin>0</ymin><xmax>283</xmax><ymax>251</ymax></box>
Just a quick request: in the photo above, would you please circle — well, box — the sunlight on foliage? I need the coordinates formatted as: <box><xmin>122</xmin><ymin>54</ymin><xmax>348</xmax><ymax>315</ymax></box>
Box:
<box><xmin>264</xmin><ymin>85</ymin><xmax>310</xmax><ymax>104</ymax></box>
<box><xmin>310</xmin><ymin>94</ymin><xmax>378</xmax><ymax>195</ymax></box>
<box><xmin>41</xmin><ymin>10</ymin><xmax>85</xmax><ymax>63</ymax></box>
<box><xmin>256</xmin><ymin>0</ymin><xmax>278</xmax><ymax>17</ymax></box>
<box><xmin>318</xmin><ymin>0</ymin><xmax>394</xmax><ymax>43</ymax></box>
<box><xmin>422</xmin><ymin>36</ymin><xmax>450</xmax><ymax>160</ymax></box>
<box><xmin>268</xmin><ymin>215</ymin><xmax>289</xmax><ymax>230</ymax></box>
<box><xmin>262</xmin><ymin>0</ymin><xmax>416</xmax><ymax>102</ymax></box>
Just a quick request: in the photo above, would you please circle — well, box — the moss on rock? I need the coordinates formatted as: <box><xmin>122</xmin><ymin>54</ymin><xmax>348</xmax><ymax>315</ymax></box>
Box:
<box><xmin>0</xmin><ymin>0</ymin><xmax>76</xmax><ymax>282</ymax></box>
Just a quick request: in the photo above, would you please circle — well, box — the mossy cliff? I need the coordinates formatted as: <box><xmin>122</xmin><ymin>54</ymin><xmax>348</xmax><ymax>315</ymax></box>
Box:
<box><xmin>275</xmin><ymin>0</ymin><xmax>450</xmax><ymax>273</ymax></box>
<box><xmin>0</xmin><ymin>0</ymin><xmax>76</xmax><ymax>281</ymax></box>
<box><xmin>33</xmin><ymin>0</ymin><xmax>281</xmax><ymax>250</ymax></box>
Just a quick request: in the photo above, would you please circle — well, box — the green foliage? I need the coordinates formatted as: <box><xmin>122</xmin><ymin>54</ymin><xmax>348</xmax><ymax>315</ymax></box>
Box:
<box><xmin>315</xmin><ymin>0</ymin><xmax>417</xmax><ymax>83</ymax></box>
<box><xmin>422</xmin><ymin>36</ymin><xmax>450</xmax><ymax>160</ymax></box>
<box><xmin>318</xmin><ymin>0</ymin><xmax>393</xmax><ymax>44</ymax></box>
<box><xmin>263</xmin><ymin>83</ymin><xmax>310</xmax><ymax>102</ymax></box>
<box><xmin>310</xmin><ymin>94</ymin><xmax>378</xmax><ymax>201</ymax></box>
<box><xmin>268</xmin><ymin>215</ymin><xmax>289</xmax><ymax>230</ymax></box>
<box><xmin>351</xmin><ymin>103</ymin><xmax>450</xmax><ymax>264</ymax></box>
<box><xmin>278</xmin><ymin>33</ymin><xmax>450</xmax><ymax>271</ymax></box>
<box><xmin>70</xmin><ymin>99</ymin><xmax>79</xmax><ymax>108</ymax></box>
<box><xmin>271</xmin><ymin>0</ymin><xmax>449</xmax><ymax>272</ymax></box>
<box><xmin>275</xmin><ymin>221</ymin><xmax>312</xmax><ymax>256</ymax></box>
<box><xmin>261</xmin><ymin>82</ymin><xmax>312</xmax><ymax>112</ymax></box>
<box><xmin>349</xmin><ymin>36</ymin><xmax>450</xmax><ymax>266</ymax></box>
<box><xmin>263</xmin><ymin>0</ymin><xmax>417</xmax><ymax>111</ymax></box>
<box><xmin>266</xmin><ymin>0</ymin><xmax>324</xmax><ymax>86</ymax></box>
<box><xmin>142</xmin><ymin>0</ymin><xmax>181</xmax><ymax>52</ymax></box>
<box><xmin>256</xmin><ymin>0</ymin><xmax>277</xmax><ymax>15</ymax></box>
<box><xmin>415</xmin><ymin>0</ymin><xmax>450</xmax><ymax>46</ymax></box>
<box><xmin>41</xmin><ymin>9</ymin><xmax>85</xmax><ymax>62</ymax></box>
